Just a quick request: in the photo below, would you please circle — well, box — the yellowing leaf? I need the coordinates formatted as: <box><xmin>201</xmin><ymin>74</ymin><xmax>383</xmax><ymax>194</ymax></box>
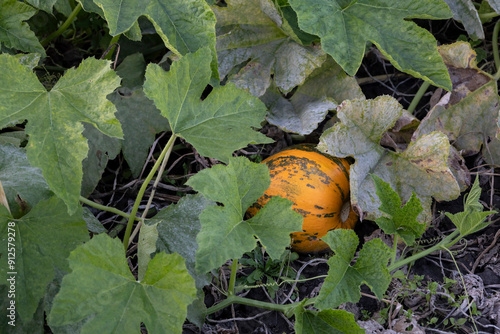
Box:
<box><xmin>318</xmin><ymin>96</ymin><xmax>460</xmax><ymax>221</ymax></box>
<box><xmin>214</xmin><ymin>0</ymin><xmax>327</xmax><ymax>96</ymax></box>
<box><xmin>414</xmin><ymin>42</ymin><xmax>500</xmax><ymax>160</ymax></box>
<box><xmin>0</xmin><ymin>55</ymin><xmax>123</xmax><ymax>214</ymax></box>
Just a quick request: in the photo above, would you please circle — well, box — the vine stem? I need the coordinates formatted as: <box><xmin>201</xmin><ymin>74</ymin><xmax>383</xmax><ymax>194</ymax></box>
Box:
<box><xmin>206</xmin><ymin>231</ymin><xmax>465</xmax><ymax>316</ymax></box>
<box><xmin>228</xmin><ymin>259</ymin><xmax>239</xmax><ymax>296</ymax></box>
<box><xmin>493</xmin><ymin>19</ymin><xmax>500</xmax><ymax>81</ymax></box>
<box><xmin>128</xmin><ymin>136</ymin><xmax>175</xmax><ymax>246</ymax></box>
<box><xmin>41</xmin><ymin>3</ymin><xmax>82</xmax><ymax>47</ymax></box>
<box><xmin>79</xmin><ymin>196</ymin><xmax>141</xmax><ymax>222</ymax></box>
<box><xmin>387</xmin><ymin>230</ymin><xmax>460</xmax><ymax>272</ymax></box>
<box><xmin>206</xmin><ymin>295</ymin><xmax>294</xmax><ymax>315</ymax></box>
<box><xmin>391</xmin><ymin>235</ymin><xmax>399</xmax><ymax>266</ymax></box>
<box><xmin>479</xmin><ymin>11</ymin><xmax>499</xmax><ymax>21</ymax></box>
<box><xmin>407</xmin><ymin>81</ymin><xmax>430</xmax><ymax>115</ymax></box>
<box><xmin>122</xmin><ymin>134</ymin><xmax>177</xmax><ymax>250</ymax></box>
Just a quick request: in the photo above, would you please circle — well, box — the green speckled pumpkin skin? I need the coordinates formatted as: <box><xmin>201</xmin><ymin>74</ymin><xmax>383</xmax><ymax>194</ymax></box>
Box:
<box><xmin>247</xmin><ymin>144</ymin><xmax>357</xmax><ymax>253</ymax></box>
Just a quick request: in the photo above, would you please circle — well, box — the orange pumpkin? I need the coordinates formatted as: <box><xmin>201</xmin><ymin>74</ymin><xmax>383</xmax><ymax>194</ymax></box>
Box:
<box><xmin>247</xmin><ymin>144</ymin><xmax>357</xmax><ymax>253</ymax></box>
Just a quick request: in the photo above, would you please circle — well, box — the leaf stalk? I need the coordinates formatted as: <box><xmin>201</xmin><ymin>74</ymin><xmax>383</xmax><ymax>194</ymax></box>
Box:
<box><xmin>206</xmin><ymin>295</ymin><xmax>294</xmax><ymax>315</ymax></box>
<box><xmin>407</xmin><ymin>81</ymin><xmax>430</xmax><ymax>114</ymax></box>
<box><xmin>387</xmin><ymin>230</ymin><xmax>460</xmax><ymax>272</ymax></box>
<box><xmin>79</xmin><ymin>196</ymin><xmax>141</xmax><ymax>222</ymax></box>
<box><xmin>122</xmin><ymin>134</ymin><xmax>177</xmax><ymax>250</ymax></box>
<box><xmin>41</xmin><ymin>3</ymin><xmax>82</xmax><ymax>47</ymax></box>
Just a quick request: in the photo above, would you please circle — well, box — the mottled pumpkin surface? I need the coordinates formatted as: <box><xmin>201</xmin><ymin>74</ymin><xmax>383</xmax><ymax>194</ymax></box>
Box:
<box><xmin>247</xmin><ymin>144</ymin><xmax>358</xmax><ymax>253</ymax></box>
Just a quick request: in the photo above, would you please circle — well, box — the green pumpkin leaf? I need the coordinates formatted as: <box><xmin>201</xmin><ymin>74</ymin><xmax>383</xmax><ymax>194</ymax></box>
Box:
<box><xmin>294</xmin><ymin>305</ymin><xmax>364</xmax><ymax>334</ymax></box>
<box><xmin>0</xmin><ymin>55</ymin><xmax>123</xmax><ymax>214</ymax></box>
<box><xmin>318</xmin><ymin>96</ymin><xmax>461</xmax><ymax>222</ymax></box>
<box><xmin>371</xmin><ymin>174</ymin><xmax>425</xmax><ymax>246</ymax></box>
<box><xmin>186</xmin><ymin>157</ymin><xmax>302</xmax><ymax>274</ymax></box>
<box><xmin>144</xmin><ymin>47</ymin><xmax>272</xmax><ymax>163</ymax></box>
<box><xmin>445</xmin><ymin>177</ymin><xmax>497</xmax><ymax>237</ymax></box>
<box><xmin>288</xmin><ymin>0</ymin><xmax>452</xmax><ymax>90</ymax></box>
<box><xmin>93</xmin><ymin>0</ymin><xmax>218</xmax><ymax>79</ymax></box>
<box><xmin>315</xmin><ymin>229</ymin><xmax>392</xmax><ymax>309</ymax></box>
<box><xmin>0</xmin><ymin>197</ymin><xmax>88</xmax><ymax>322</ymax></box>
<box><xmin>0</xmin><ymin>0</ymin><xmax>45</xmax><ymax>56</ymax></box>
<box><xmin>48</xmin><ymin>234</ymin><xmax>197</xmax><ymax>334</ymax></box>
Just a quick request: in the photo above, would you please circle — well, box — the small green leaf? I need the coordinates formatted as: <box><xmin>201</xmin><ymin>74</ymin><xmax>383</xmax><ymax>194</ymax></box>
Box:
<box><xmin>48</xmin><ymin>234</ymin><xmax>196</xmax><ymax>334</ymax></box>
<box><xmin>371</xmin><ymin>174</ymin><xmax>425</xmax><ymax>245</ymax></box>
<box><xmin>445</xmin><ymin>177</ymin><xmax>497</xmax><ymax>237</ymax></box>
<box><xmin>288</xmin><ymin>0</ymin><xmax>452</xmax><ymax>90</ymax></box>
<box><xmin>0</xmin><ymin>0</ymin><xmax>46</xmax><ymax>56</ymax></box>
<box><xmin>294</xmin><ymin>305</ymin><xmax>364</xmax><ymax>334</ymax></box>
<box><xmin>144</xmin><ymin>48</ymin><xmax>272</xmax><ymax>163</ymax></box>
<box><xmin>315</xmin><ymin>229</ymin><xmax>392</xmax><ymax>309</ymax></box>
<box><xmin>187</xmin><ymin>157</ymin><xmax>302</xmax><ymax>274</ymax></box>
<box><xmin>0</xmin><ymin>55</ymin><xmax>123</xmax><ymax>214</ymax></box>
<box><xmin>0</xmin><ymin>197</ymin><xmax>88</xmax><ymax>322</ymax></box>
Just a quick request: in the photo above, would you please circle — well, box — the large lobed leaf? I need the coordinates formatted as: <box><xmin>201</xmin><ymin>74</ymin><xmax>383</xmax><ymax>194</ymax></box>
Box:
<box><xmin>186</xmin><ymin>157</ymin><xmax>303</xmax><ymax>274</ymax></box>
<box><xmin>48</xmin><ymin>234</ymin><xmax>196</xmax><ymax>334</ymax></box>
<box><xmin>90</xmin><ymin>0</ymin><xmax>218</xmax><ymax>79</ymax></box>
<box><xmin>0</xmin><ymin>55</ymin><xmax>123</xmax><ymax>214</ymax></box>
<box><xmin>144</xmin><ymin>47</ymin><xmax>272</xmax><ymax>163</ymax></box>
<box><xmin>0</xmin><ymin>197</ymin><xmax>89</xmax><ymax>322</ymax></box>
<box><xmin>214</xmin><ymin>0</ymin><xmax>327</xmax><ymax>96</ymax></box>
<box><xmin>315</xmin><ymin>229</ymin><xmax>392</xmax><ymax>310</ymax></box>
<box><xmin>0</xmin><ymin>0</ymin><xmax>45</xmax><ymax>56</ymax></box>
<box><xmin>318</xmin><ymin>96</ymin><xmax>461</xmax><ymax>221</ymax></box>
<box><xmin>288</xmin><ymin>0</ymin><xmax>453</xmax><ymax>90</ymax></box>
